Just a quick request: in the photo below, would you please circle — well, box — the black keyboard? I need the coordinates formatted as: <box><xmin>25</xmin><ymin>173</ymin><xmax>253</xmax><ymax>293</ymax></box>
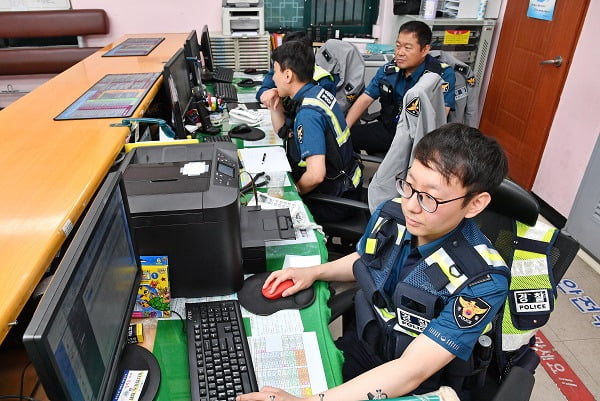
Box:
<box><xmin>203</xmin><ymin>134</ymin><xmax>232</xmax><ymax>142</ymax></box>
<box><xmin>185</xmin><ymin>300</ymin><xmax>258</xmax><ymax>401</ymax></box>
<box><xmin>214</xmin><ymin>82</ymin><xmax>238</xmax><ymax>102</ymax></box>
<box><xmin>213</xmin><ymin>67</ymin><xmax>234</xmax><ymax>83</ymax></box>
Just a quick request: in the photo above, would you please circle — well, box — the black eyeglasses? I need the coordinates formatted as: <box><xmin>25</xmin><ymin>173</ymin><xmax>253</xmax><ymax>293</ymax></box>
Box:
<box><xmin>395</xmin><ymin>178</ymin><xmax>470</xmax><ymax>213</ymax></box>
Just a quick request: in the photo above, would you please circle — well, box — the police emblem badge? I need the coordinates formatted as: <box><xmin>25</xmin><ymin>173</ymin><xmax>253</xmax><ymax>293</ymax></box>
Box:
<box><xmin>454</xmin><ymin>296</ymin><xmax>490</xmax><ymax>328</ymax></box>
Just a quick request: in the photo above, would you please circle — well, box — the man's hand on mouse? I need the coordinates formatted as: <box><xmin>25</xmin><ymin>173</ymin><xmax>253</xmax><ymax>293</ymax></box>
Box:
<box><xmin>262</xmin><ymin>268</ymin><xmax>317</xmax><ymax>298</ymax></box>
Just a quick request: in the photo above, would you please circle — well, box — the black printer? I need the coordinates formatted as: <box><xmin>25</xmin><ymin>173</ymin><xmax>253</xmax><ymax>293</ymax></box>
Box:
<box><xmin>121</xmin><ymin>142</ymin><xmax>242</xmax><ymax>297</ymax></box>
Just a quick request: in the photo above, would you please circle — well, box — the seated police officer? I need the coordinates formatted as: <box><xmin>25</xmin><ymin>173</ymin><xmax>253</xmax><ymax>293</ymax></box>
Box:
<box><xmin>267</xmin><ymin>40</ymin><xmax>362</xmax><ymax>223</ymax></box>
<box><xmin>256</xmin><ymin>31</ymin><xmax>336</xmax><ymax>110</ymax></box>
<box><xmin>346</xmin><ymin>21</ymin><xmax>456</xmax><ymax>155</ymax></box>
<box><xmin>238</xmin><ymin>123</ymin><xmax>510</xmax><ymax>401</ymax></box>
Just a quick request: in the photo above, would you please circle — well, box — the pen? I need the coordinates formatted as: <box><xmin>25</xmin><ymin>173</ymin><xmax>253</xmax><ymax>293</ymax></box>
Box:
<box><xmin>261</xmin><ymin>153</ymin><xmax>267</xmax><ymax>164</ymax></box>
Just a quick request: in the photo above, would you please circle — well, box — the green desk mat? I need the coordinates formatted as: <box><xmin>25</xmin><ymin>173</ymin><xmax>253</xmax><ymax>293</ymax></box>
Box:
<box><xmin>153</xmin><ymin>190</ymin><xmax>344</xmax><ymax>400</ymax></box>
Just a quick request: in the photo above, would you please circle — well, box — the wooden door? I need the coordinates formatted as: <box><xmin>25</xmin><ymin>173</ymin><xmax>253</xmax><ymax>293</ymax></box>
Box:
<box><xmin>480</xmin><ymin>0</ymin><xmax>590</xmax><ymax>189</ymax></box>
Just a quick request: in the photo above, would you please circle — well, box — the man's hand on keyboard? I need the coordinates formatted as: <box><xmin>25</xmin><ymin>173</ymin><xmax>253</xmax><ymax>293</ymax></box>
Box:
<box><xmin>236</xmin><ymin>386</ymin><xmax>303</xmax><ymax>401</ymax></box>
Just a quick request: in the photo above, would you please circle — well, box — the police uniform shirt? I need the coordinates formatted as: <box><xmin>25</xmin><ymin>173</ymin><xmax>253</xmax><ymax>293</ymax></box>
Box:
<box><xmin>291</xmin><ymin>83</ymin><xmax>332</xmax><ymax>160</ymax></box>
<box><xmin>364</xmin><ymin>54</ymin><xmax>456</xmax><ymax>111</ymax></box>
<box><xmin>255</xmin><ymin>68</ymin><xmax>337</xmax><ymax>102</ymax></box>
<box><xmin>356</xmin><ymin>202</ymin><xmax>509</xmax><ymax>361</ymax></box>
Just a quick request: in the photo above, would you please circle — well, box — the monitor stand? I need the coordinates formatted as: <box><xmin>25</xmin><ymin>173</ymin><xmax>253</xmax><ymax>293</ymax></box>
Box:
<box><xmin>113</xmin><ymin>344</ymin><xmax>161</xmax><ymax>401</ymax></box>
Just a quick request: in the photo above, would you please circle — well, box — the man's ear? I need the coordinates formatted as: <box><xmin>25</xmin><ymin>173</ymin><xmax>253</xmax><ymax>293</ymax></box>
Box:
<box><xmin>464</xmin><ymin>192</ymin><xmax>491</xmax><ymax>219</ymax></box>
<box><xmin>282</xmin><ymin>68</ymin><xmax>294</xmax><ymax>84</ymax></box>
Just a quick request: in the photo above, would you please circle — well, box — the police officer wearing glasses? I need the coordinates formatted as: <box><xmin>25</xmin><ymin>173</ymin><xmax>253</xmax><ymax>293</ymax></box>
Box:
<box><xmin>238</xmin><ymin>123</ymin><xmax>510</xmax><ymax>401</ymax></box>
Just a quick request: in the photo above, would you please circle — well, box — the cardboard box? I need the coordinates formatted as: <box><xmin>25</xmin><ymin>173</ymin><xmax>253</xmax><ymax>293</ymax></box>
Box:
<box><xmin>132</xmin><ymin>256</ymin><xmax>171</xmax><ymax>318</ymax></box>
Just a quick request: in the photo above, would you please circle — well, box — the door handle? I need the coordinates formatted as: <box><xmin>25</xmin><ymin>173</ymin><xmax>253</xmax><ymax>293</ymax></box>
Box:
<box><xmin>540</xmin><ymin>56</ymin><xmax>563</xmax><ymax>67</ymax></box>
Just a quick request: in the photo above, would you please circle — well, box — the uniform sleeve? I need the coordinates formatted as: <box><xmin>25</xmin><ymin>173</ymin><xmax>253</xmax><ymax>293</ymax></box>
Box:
<box><xmin>294</xmin><ymin>107</ymin><xmax>327</xmax><ymax>159</ymax></box>
<box><xmin>441</xmin><ymin>67</ymin><xmax>456</xmax><ymax>110</ymax></box>
<box><xmin>423</xmin><ymin>272</ymin><xmax>509</xmax><ymax>360</ymax></box>
<box><xmin>256</xmin><ymin>69</ymin><xmax>275</xmax><ymax>102</ymax></box>
<box><xmin>364</xmin><ymin>64</ymin><xmax>388</xmax><ymax>99</ymax></box>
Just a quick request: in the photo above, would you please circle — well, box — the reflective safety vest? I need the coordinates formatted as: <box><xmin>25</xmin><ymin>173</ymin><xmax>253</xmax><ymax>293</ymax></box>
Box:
<box><xmin>378</xmin><ymin>57</ymin><xmax>448</xmax><ymax>133</ymax></box>
<box><xmin>353</xmin><ymin>199</ymin><xmax>509</xmax><ymax>361</ymax></box>
<box><xmin>352</xmin><ymin>199</ymin><xmax>511</xmax><ymax>394</ymax></box>
<box><xmin>284</xmin><ymin>84</ymin><xmax>362</xmax><ymax>195</ymax></box>
<box><xmin>313</xmin><ymin>64</ymin><xmax>334</xmax><ymax>83</ymax></box>
<box><xmin>492</xmin><ymin>219</ymin><xmax>558</xmax><ymax>377</ymax></box>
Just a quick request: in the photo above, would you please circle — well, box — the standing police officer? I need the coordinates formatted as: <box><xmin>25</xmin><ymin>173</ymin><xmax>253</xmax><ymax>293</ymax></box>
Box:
<box><xmin>346</xmin><ymin>21</ymin><xmax>456</xmax><ymax>154</ymax></box>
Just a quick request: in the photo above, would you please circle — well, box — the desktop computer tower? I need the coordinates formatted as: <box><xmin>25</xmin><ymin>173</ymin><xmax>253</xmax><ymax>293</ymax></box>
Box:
<box><xmin>121</xmin><ymin>142</ymin><xmax>243</xmax><ymax>297</ymax></box>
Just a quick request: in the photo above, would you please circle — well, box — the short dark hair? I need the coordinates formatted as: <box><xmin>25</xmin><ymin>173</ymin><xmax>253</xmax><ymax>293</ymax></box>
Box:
<box><xmin>282</xmin><ymin>31</ymin><xmax>313</xmax><ymax>49</ymax></box>
<box><xmin>271</xmin><ymin>41</ymin><xmax>315</xmax><ymax>83</ymax></box>
<box><xmin>413</xmin><ymin>123</ymin><xmax>508</xmax><ymax>198</ymax></box>
<box><xmin>398</xmin><ymin>20</ymin><xmax>432</xmax><ymax>49</ymax></box>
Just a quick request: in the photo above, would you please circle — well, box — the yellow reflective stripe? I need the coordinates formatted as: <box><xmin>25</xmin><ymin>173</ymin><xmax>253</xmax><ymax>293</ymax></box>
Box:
<box><xmin>516</xmin><ymin>220</ymin><xmax>556</xmax><ymax>243</ymax></box>
<box><xmin>474</xmin><ymin>244</ymin><xmax>506</xmax><ymax>268</ymax></box>
<box><xmin>302</xmin><ymin>97</ymin><xmax>348</xmax><ymax>146</ymax></box>
<box><xmin>395</xmin><ymin>224</ymin><xmax>405</xmax><ymax>245</ymax></box>
<box><xmin>374</xmin><ymin>305</ymin><xmax>395</xmax><ymax>321</ymax></box>
<box><xmin>351</xmin><ymin>166</ymin><xmax>362</xmax><ymax>187</ymax></box>
<box><xmin>426</xmin><ymin>249</ymin><xmax>466</xmax><ymax>293</ymax></box>
<box><xmin>365</xmin><ymin>238</ymin><xmax>377</xmax><ymax>254</ymax></box>
<box><xmin>313</xmin><ymin>65</ymin><xmax>333</xmax><ymax>81</ymax></box>
<box><xmin>298</xmin><ymin>160</ymin><xmax>307</xmax><ymax>168</ymax></box>
<box><xmin>510</xmin><ymin>274</ymin><xmax>552</xmax><ymax>291</ymax></box>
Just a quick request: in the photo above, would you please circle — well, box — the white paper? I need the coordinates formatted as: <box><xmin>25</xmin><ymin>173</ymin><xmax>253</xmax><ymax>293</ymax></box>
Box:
<box><xmin>239</xmin><ymin>146</ymin><xmax>291</xmax><ymax>174</ymax></box>
<box><xmin>180</xmin><ymin>162</ymin><xmax>208</xmax><ymax>176</ymax></box>
<box><xmin>283</xmin><ymin>255</ymin><xmax>322</xmax><ymax>269</ymax></box>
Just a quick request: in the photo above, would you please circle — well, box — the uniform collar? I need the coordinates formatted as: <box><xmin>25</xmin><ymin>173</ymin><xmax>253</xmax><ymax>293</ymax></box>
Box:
<box><xmin>292</xmin><ymin>82</ymin><xmax>315</xmax><ymax>102</ymax></box>
<box><xmin>415</xmin><ymin>222</ymin><xmax>463</xmax><ymax>258</ymax></box>
<box><xmin>404</xmin><ymin>54</ymin><xmax>433</xmax><ymax>85</ymax></box>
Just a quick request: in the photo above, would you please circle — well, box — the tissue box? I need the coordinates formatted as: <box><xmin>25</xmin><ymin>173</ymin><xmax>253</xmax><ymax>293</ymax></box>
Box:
<box><xmin>132</xmin><ymin>256</ymin><xmax>171</xmax><ymax>318</ymax></box>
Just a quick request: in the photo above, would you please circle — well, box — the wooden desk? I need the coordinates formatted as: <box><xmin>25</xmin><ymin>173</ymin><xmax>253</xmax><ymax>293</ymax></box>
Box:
<box><xmin>0</xmin><ymin>33</ymin><xmax>188</xmax><ymax>344</ymax></box>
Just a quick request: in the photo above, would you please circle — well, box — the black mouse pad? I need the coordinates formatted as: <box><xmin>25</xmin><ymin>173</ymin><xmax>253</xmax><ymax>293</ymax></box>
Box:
<box><xmin>238</xmin><ymin>272</ymin><xmax>315</xmax><ymax>316</ymax></box>
<box><xmin>228</xmin><ymin>126</ymin><xmax>265</xmax><ymax>141</ymax></box>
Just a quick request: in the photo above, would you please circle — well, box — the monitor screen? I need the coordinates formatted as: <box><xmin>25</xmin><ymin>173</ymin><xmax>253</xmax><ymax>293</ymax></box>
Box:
<box><xmin>163</xmin><ymin>48</ymin><xmax>194</xmax><ymax>139</ymax></box>
<box><xmin>23</xmin><ymin>171</ymin><xmax>142</xmax><ymax>401</ymax></box>
<box><xmin>200</xmin><ymin>25</ymin><xmax>214</xmax><ymax>72</ymax></box>
<box><xmin>183</xmin><ymin>30</ymin><xmax>203</xmax><ymax>88</ymax></box>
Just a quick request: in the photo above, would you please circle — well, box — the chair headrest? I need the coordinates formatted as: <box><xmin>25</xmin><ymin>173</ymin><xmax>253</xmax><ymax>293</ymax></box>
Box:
<box><xmin>486</xmin><ymin>179</ymin><xmax>539</xmax><ymax>226</ymax></box>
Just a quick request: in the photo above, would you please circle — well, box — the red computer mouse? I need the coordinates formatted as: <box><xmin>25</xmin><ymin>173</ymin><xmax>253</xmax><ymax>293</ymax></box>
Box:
<box><xmin>261</xmin><ymin>279</ymin><xmax>294</xmax><ymax>300</ymax></box>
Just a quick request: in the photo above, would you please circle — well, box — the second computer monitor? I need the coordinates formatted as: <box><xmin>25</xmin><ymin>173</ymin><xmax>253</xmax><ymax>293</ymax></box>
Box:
<box><xmin>183</xmin><ymin>29</ymin><xmax>203</xmax><ymax>88</ymax></box>
<box><xmin>200</xmin><ymin>24</ymin><xmax>215</xmax><ymax>72</ymax></box>
<box><xmin>163</xmin><ymin>47</ymin><xmax>194</xmax><ymax>139</ymax></box>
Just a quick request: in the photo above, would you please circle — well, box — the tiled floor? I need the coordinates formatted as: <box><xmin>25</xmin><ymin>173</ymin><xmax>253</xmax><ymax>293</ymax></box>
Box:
<box><xmin>529</xmin><ymin>249</ymin><xmax>600</xmax><ymax>400</ymax></box>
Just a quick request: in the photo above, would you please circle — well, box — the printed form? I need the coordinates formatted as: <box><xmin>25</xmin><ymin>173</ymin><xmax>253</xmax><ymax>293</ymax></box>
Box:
<box><xmin>243</xmin><ymin>309</ymin><xmax>328</xmax><ymax>397</ymax></box>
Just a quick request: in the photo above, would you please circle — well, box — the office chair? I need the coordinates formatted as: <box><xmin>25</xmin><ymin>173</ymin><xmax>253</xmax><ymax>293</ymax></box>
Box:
<box><xmin>324</xmin><ymin>178</ymin><xmax>581</xmax><ymax>401</ymax></box>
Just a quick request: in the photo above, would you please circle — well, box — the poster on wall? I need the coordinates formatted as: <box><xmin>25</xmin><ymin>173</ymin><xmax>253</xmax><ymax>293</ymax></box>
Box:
<box><xmin>527</xmin><ymin>0</ymin><xmax>556</xmax><ymax>21</ymax></box>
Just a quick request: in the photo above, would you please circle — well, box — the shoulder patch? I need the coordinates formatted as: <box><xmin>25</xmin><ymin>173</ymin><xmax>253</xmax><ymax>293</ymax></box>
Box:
<box><xmin>297</xmin><ymin>124</ymin><xmax>304</xmax><ymax>144</ymax></box>
<box><xmin>455</xmin><ymin>85</ymin><xmax>468</xmax><ymax>101</ymax></box>
<box><xmin>317</xmin><ymin>88</ymin><xmax>336</xmax><ymax>108</ymax></box>
<box><xmin>405</xmin><ymin>97</ymin><xmax>420</xmax><ymax>117</ymax></box>
<box><xmin>454</xmin><ymin>296</ymin><xmax>491</xmax><ymax>328</ymax></box>
<box><xmin>441</xmin><ymin>81</ymin><xmax>450</xmax><ymax>93</ymax></box>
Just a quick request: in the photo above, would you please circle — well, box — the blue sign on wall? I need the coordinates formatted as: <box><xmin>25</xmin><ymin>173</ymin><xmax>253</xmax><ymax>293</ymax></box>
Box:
<box><xmin>527</xmin><ymin>0</ymin><xmax>556</xmax><ymax>21</ymax></box>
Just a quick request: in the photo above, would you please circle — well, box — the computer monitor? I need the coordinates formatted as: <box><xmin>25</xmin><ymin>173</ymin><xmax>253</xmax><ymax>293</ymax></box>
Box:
<box><xmin>23</xmin><ymin>171</ymin><xmax>151</xmax><ymax>401</ymax></box>
<box><xmin>200</xmin><ymin>24</ymin><xmax>214</xmax><ymax>72</ymax></box>
<box><xmin>163</xmin><ymin>47</ymin><xmax>194</xmax><ymax>139</ymax></box>
<box><xmin>183</xmin><ymin>30</ymin><xmax>203</xmax><ymax>88</ymax></box>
